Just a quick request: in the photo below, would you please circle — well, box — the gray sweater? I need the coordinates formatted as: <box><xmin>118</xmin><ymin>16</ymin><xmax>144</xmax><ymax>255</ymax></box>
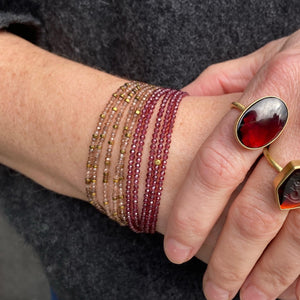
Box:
<box><xmin>1</xmin><ymin>1</ymin><xmax>300</xmax><ymax>299</ymax></box>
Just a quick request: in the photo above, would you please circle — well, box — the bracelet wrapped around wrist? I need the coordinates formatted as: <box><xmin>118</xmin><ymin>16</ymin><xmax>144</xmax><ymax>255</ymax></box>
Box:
<box><xmin>85</xmin><ymin>81</ymin><xmax>187</xmax><ymax>233</ymax></box>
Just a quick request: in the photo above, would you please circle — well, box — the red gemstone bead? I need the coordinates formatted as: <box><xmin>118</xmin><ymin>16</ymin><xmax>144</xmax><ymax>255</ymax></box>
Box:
<box><xmin>236</xmin><ymin>97</ymin><xmax>288</xmax><ymax>149</ymax></box>
<box><xmin>278</xmin><ymin>169</ymin><xmax>300</xmax><ymax>210</ymax></box>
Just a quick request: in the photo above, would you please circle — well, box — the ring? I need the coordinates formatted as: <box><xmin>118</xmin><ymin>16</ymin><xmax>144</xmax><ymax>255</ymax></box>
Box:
<box><xmin>263</xmin><ymin>148</ymin><xmax>300</xmax><ymax>210</ymax></box>
<box><xmin>231</xmin><ymin>96</ymin><xmax>288</xmax><ymax>149</ymax></box>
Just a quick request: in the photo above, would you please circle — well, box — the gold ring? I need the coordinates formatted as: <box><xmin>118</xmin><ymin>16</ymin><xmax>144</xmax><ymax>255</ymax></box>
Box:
<box><xmin>263</xmin><ymin>148</ymin><xmax>300</xmax><ymax>210</ymax></box>
<box><xmin>231</xmin><ymin>96</ymin><xmax>288</xmax><ymax>150</ymax></box>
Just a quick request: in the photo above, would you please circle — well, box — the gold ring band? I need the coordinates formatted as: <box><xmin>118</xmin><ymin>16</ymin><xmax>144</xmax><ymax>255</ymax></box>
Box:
<box><xmin>263</xmin><ymin>148</ymin><xmax>283</xmax><ymax>172</ymax></box>
<box><xmin>231</xmin><ymin>102</ymin><xmax>245</xmax><ymax>112</ymax></box>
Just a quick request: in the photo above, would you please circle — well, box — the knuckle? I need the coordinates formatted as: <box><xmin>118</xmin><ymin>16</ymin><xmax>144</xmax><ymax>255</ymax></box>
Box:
<box><xmin>286</xmin><ymin>211</ymin><xmax>300</xmax><ymax>246</ymax></box>
<box><xmin>172</xmin><ymin>208</ymin><xmax>207</xmax><ymax>240</ymax></box>
<box><xmin>265</xmin><ymin>52</ymin><xmax>300</xmax><ymax>92</ymax></box>
<box><xmin>260</xmin><ymin>260</ymin><xmax>294</xmax><ymax>289</ymax></box>
<box><xmin>210</xmin><ymin>256</ymin><xmax>244</xmax><ymax>285</ymax></box>
<box><xmin>230</xmin><ymin>197</ymin><xmax>282</xmax><ymax>240</ymax></box>
<box><xmin>193</xmin><ymin>141</ymin><xmax>247</xmax><ymax>191</ymax></box>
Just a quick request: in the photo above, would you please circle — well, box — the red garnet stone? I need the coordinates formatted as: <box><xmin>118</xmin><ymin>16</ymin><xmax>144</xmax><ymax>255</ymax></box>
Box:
<box><xmin>236</xmin><ymin>97</ymin><xmax>288</xmax><ymax>149</ymax></box>
<box><xmin>278</xmin><ymin>169</ymin><xmax>300</xmax><ymax>210</ymax></box>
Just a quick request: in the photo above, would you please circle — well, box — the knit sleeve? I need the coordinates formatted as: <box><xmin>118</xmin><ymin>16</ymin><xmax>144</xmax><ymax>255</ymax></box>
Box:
<box><xmin>0</xmin><ymin>11</ymin><xmax>41</xmax><ymax>43</ymax></box>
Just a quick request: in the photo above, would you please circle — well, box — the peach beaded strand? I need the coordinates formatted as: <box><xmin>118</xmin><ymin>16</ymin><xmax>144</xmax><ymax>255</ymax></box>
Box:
<box><xmin>113</xmin><ymin>84</ymin><xmax>157</xmax><ymax>224</ymax></box>
<box><xmin>101</xmin><ymin>82</ymin><xmax>145</xmax><ymax>219</ymax></box>
<box><xmin>85</xmin><ymin>81</ymin><xmax>137</xmax><ymax>212</ymax></box>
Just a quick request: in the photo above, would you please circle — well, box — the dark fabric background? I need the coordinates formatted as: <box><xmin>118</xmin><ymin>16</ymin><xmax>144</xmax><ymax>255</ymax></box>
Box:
<box><xmin>0</xmin><ymin>1</ymin><xmax>300</xmax><ymax>299</ymax></box>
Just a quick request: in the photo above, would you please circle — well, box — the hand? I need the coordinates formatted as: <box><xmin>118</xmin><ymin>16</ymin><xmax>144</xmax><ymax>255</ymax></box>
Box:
<box><xmin>164</xmin><ymin>30</ymin><xmax>300</xmax><ymax>300</ymax></box>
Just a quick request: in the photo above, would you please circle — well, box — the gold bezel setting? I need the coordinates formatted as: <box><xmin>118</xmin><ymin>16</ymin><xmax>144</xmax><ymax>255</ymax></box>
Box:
<box><xmin>232</xmin><ymin>96</ymin><xmax>288</xmax><ymax>150</ymax></box>
<box><xmin>274</xmin><ymin>160</ymin><xmax>300</xmax><ymax>210</ymax></box>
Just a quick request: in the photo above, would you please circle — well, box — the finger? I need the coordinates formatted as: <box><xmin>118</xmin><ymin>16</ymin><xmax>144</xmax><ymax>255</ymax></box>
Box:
<box><xmin>202</xmin><ymin>53</ymin><xmax>300</xmax><ymax>299</ymax></box>
<box><xmin>182</xmin><ymin>37</ymin><xmax>287</xmax><ymax>96</ymax></box>
<box><xmin>202</xmin><ymin>159</ymin><xmax>287</xmax><ymax>300</ymax></box>
<box><xmin>278</xmin><ymin>278</ymin><xmax>298</xmax><ymax>300</ymax></box>
<box><xmin>164</xmin><ymin>101</ymin><xmax>260</xmax><ymax>264</ymax></box>
<box><xmin>164</xmin><ymin>48</ymin><xmax>299</xmax><ymax>265</ymax></box>
<box><xmin>240</xmin><ymin>210</ymin><xmax>300</xmax><ymax>300</ymax></box>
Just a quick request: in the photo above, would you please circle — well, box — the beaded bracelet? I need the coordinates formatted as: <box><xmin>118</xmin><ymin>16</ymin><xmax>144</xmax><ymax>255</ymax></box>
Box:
<box><xmin>85</xmin><ymin>81</ymin><xmax>187</xmax><ymax>232</ymax></box>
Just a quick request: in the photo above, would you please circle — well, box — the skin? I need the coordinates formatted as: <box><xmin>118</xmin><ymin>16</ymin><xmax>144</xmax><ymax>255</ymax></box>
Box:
<box><xmin>165</xmin><ymin>30</ymin><xmax>300</xmax><ymax>300</ymax></box>
<box><xmin>1</xmin><ymin>31</ymin><xmax>298</xmax><ymax>300</ymax></box>
<box><xmin>0</xmin><ymin>31</ymin><xmax>233</xmax><ymax>276</ymax></box>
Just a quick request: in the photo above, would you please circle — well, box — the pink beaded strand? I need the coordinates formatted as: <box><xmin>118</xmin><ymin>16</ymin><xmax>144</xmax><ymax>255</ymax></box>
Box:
<box><xmin>148</xmin><ymin>91</ymin><xmax>187</xmax><ymax>233</ymax></box>
<box><xmin>126</xmin><ymin>88</ymin><xmax>169</xmax><ymax>232</ymax></box>
<box><xmin>140</xmin><ymin>89</ymin><xmax>178</xmax><ymax>231</ymax></box>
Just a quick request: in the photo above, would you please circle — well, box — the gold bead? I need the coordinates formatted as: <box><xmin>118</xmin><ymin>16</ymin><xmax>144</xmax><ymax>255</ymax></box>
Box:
<box><xmin>105</xmin><ymin>160</ymin><xmax>111</xmax><ymax>165</ymax></box>
<box><xmin>120</xmin><ymin>93</ymin><xmax>125</xmax><ymax>98</ymax></box>
<box><xmin>120</xmin><ymin>149</ymin><xmax>126</xmax><ymax>154</ymax></box>
<box><xmin>112</xmin><ymin>196</ymin><xmax>118</xmax><ymax>201</ymax></box>
<box><xmin>129</xmin><ymin>92</ymin><xmax>134</xmax><ymax>97</ymax></box>
<box><xmin>97</xmin><ymin>145</ymin><xmax>102</xmax><ymax>150</ymax></box>
<box><xmin>104</xmin><ymin>201</ymin><xmax>109</xmax><ymax>205</ymax></box>
<box><xmin>91</xmin><ymin>179</ymin><xmax>96</xmax><ymax>183</ymax></box>
<box><xmin>103</xmin><ymin>179</ymin><xmax>108</xmax><ymax>183</ymax></box>
<box><xmin>92</xmin><ymin>192</ymin><xmax>96</xmax><ymax>197</ymax></box>
<box><xmin>121</xmin><ymin>85</ymin><xmax>126</xmax><ymax>91</ymax></box>
<box><xmin>120</xmin><ymin>205</ymin><xmax>125</xmax><ymax>209</ymax></box>
<box><xmin>125</xmin><ymin>98</ymin><xmax>130</xmax><ymax>103</ymax></box>
<box><xmin>90</xmin><ymin>200</ymin><xmax>94</xmax><ymax>205</ymax></box>
<box><xmin>108</xmin><ymin>140</ymin><xmax>114</xmax><ymax>145</ymax></box>
<box><xmin>119</xmin><ymin>194</ymin><xmax>124</xmax><ymax>199</ymax></box>
<box><xmin>85</xmin><ymin>178</ymin><xmax>91</xmax><ymax>184</ymax></box>
<box><xmin>100</xmin><ymin>113</ymin><xmax>105</xmax><ymax>118</ymax></box>
<box><xmin>89</xmin><ymin>145</ymin><xmax>95</xmax><ymax>150</ymax></box>
<box><xmin>124</xmin><ymin>126</ymin><xmax>129</xmax><ymax>131</ymax></box>
<box><xmin>113</xmin><ymin>124</ymin><xmax>118</xmax><ymax>129</ymax></box>
<box><xmin>135</xmin><ymin>110</ymin><xmax>141</xmax><ymax>115</ymax></box>
<box><xmin>100</xmin><ymin>134</ymin><xmax>105</xmax><ymax>138</ymax></box>
<box><xmin>113</xmin><ymin>93</ymin><xmax>118</xmax><ymax>97</ymax></box>
<box><xmin>93</xmin><ymin>164</ymin><xmax>98</xmax><ymax>168</ymax></box>
<box><xmin>93</xmin><ymin>134</ymin><xmax>98</xmax><ymax>138</ymax></box>
<box><xmin>113</xmin><ymin>212</ymin><xmax>118</xmax><ymax>216</ymax></box>
<box><xmin>112</xmin><ymin>107</ymin><xmax>118</xmax><ymax>111</ymax></box>
<box><xmin>87</xmin><ymin>163</ymin><xmax>92</xmax><ymax>168</ymax></box>
<box><xmin>155</xmin><ymin>159</ymin><xmax>161</xmax><ymax>166</ymax></box>
<box><xmin>113</xmin><ymin>178</ymin><xmax>119</xmax><ymax>183</ymax></box>
<box><xmin>135</xmin><ymin>96</ymin><xmax>140</xmax><ymax>101</ymax></box>
<box><xmin>125</xmin><ymin>132</ymin><xmax>131</xmax><ymax>138</ymax></box>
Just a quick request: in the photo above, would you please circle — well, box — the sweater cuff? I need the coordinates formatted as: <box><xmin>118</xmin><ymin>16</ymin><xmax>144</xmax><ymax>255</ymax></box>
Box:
<box><xmin>0</xmin><ymin>11</ymin><xmax>41</xmax><ymax>43</ymax></box>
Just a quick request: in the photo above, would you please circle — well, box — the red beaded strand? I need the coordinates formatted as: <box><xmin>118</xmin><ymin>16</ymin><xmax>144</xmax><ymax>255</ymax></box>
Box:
<box><xmin>148</xmin><ymin>91</ymin><xmax>186</xmax><ymax>233</ymax></box>
<box><xmin>125</xmin><ymin>87</ymin><xmax>187</xmax><ymax>233</ymax></box>
<box><xmin>126</xmin><ymin>88</ymin><xmax>169</xmax><ymax>232</ymax></box>
<box><xmin>140</xmin><ymin>89</ymin><xmax>177</xmax><ymax>231</ymax></box>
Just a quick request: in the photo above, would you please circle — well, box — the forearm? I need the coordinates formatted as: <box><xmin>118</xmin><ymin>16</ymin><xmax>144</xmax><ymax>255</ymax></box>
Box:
<box><xmin>0</xmin><ymin>32</ymin><xmax>127</xmax><ymax>199</ymax></box>
<box><xmin>0</xmin><ymin>32</ymin><xmax>240</xmax><ymax>246</ymax></box>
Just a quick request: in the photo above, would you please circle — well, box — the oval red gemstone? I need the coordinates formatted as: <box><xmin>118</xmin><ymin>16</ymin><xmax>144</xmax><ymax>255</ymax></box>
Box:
<box><xmin>236</xmin><ymin>97</ymin><xmax>288</xmax><ymax>149</ymax></box>
<box><xmin>278</xmin><ymin>169</ymin><xmax>300</xmax><ymax>210</ymax></box>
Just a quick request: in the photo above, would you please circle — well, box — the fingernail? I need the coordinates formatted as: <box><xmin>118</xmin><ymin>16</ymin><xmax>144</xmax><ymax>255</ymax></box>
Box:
<box><xmin>242</xmin><ymin>285</ymin><xmax>269</xmax><ymax>300</ymax></box>
<box><xmin>204</xmin><ymin>281</ymin><xmax>229</xmax><ymax>300</ymax></box>
<box><xmin>164</xmin><ymin>238</ymin><xmax>193</xmax><ymax>264</ymax></box>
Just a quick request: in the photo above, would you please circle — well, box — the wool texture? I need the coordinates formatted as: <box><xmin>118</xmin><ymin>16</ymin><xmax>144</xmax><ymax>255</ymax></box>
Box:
<box><xmin>1</xmin><ymin>0</ymin><xmax>300</xmax><ymax>299</ymax></box>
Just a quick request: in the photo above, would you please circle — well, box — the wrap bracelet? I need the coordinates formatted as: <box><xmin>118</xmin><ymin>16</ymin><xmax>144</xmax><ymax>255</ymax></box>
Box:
<box><xmin>85</xmin><ymin>81</ymin><xmax>187</xmax><ymax>232</ymax></box>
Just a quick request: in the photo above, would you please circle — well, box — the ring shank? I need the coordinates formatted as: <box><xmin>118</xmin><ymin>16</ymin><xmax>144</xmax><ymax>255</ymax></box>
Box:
<box><xmin>263</xmin><ymin>148</ymin><xmax>283</xmax><ymax>172</ymax></box>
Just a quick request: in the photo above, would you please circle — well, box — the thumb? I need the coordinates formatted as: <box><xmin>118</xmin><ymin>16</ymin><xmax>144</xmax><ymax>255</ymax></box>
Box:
<box><xmin>183</xmin><ymin>37</ymin><xmax>287</xmax><ymax>96</ymax></box>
